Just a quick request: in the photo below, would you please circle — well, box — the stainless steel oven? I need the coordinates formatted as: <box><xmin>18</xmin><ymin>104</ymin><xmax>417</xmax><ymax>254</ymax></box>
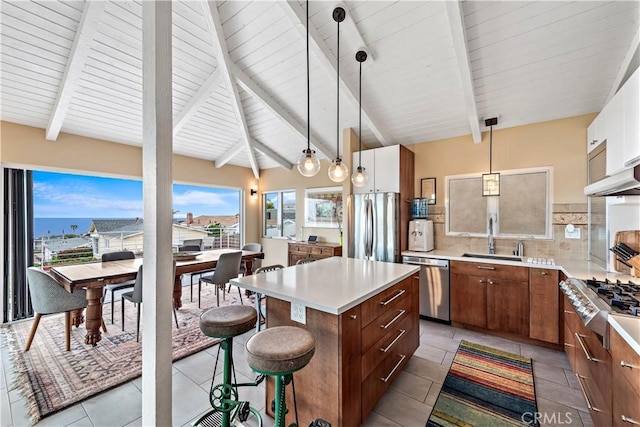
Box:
<box><xmin>402</xmin><ymin>256</ymin><xmax>450</xmax><ymax>322</ymax></box>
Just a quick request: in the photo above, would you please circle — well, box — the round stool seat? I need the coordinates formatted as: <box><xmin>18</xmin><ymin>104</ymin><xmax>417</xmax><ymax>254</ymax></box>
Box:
<box><xmin>245</xmin><ymin>326</ymin><xmax>315</xmax><ymax>375</ymax></box>
<box><xmin>200</xmin><ymin>305</ymin><xmax>257</xmax><ymax>338</ymax></box>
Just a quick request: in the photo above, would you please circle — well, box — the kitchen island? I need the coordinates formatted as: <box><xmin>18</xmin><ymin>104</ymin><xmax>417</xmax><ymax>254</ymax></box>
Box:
<box><xmin>231</xmin><ymin>257</ymin><xmax>419</xmax><ymax>426</ymax></box>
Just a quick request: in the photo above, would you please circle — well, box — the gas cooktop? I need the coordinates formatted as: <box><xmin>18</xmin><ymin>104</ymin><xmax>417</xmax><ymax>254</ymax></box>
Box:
<box><xmin>584</xmin><ymin>278</ymin><xmax>640</xmax><ymax>317</ymax></box>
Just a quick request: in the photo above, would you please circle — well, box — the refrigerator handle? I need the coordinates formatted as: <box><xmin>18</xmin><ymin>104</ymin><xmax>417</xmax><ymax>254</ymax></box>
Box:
<box><xmin>365</xmin><ymin>198</ymin><xmax>374</xmax><ymax>258</ymax></box>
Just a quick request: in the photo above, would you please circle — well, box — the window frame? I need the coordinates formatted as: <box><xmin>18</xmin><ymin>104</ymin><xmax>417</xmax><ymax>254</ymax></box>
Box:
<box><xmin>445</xmin><ymin>167</ymin><xmax>553</xmax><ymax>239</ymax></box>
<box><xmin>262</xmin><ymin>189</ymin><xmax>296</xmax><ymax>239</ymax></box>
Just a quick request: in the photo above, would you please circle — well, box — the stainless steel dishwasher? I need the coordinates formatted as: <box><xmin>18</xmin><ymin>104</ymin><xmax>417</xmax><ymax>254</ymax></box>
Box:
<box><xmin>402</xmin><ymin>256</ymin><xmax>450</xmax><ymax>323</ymax></box>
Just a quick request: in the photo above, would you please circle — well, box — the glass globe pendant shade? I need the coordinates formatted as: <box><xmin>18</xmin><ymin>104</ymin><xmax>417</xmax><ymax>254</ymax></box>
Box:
<box><xmin>351</xmin><ymin>166</ymin><xmax>369</xmax><ymax>187</ymax></box>
<box><xmin>328</xmin><ymin>158</ymin><xmax>348</xmax><ymax>182</ymax></box>
<box><xmin>297</xmin><ymin>149</ymin><xmax>320</xmax><ymax>177</ymax></box>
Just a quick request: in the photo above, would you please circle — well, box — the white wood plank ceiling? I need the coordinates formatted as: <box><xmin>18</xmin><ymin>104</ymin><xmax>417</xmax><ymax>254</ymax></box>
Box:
<box><xmin>1</xmin><ymin>1</ymin><xmax>639</xmax><ymax>177</ymax></box>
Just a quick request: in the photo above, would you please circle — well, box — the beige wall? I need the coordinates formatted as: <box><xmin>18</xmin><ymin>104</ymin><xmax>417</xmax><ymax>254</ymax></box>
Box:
<box><xmin>409</xmin><ymin>114</ymin><xmax>595</xmax><ymax>259</ymax></box>
<box><xmin>1</xmin><ymin>121</ymin><xmax>260</xmax><ymax>244</ymax></box>
<box><xmin>411</xmin><ymin>114</ymin><xmax>595</xmax><ymax>205</ymax></box>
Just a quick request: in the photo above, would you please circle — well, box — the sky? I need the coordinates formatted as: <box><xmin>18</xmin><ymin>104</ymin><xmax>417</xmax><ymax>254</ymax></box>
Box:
<box><xmin>33</xmin><ymin>171</ymin><xmax>240</xmax><ymax>218</ymax></box>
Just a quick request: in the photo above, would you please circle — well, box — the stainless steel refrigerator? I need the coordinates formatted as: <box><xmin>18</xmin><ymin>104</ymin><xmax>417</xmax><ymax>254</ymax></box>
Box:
<box><xmin>348</xmin><ymin>193</ymin><xmax>401</xmax><ymax>263</ymax></box>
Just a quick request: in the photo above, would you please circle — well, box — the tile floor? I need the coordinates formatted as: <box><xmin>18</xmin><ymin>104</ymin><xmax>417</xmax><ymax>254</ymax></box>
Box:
<box><xmin>1</xmin><ymin>318</ymin><xmax>592</xmax><ymax>427</ymax></box>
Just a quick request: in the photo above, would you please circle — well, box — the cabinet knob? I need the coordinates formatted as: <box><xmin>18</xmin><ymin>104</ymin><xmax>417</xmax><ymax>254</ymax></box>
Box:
<box><xmin>350</xmin><ymin>314</ymin><xmax>357</xmax><ymax>320</ymax></box>
<box><xmin>488</xmin><ymin>280</ymin><xmax>495</xmax><ymax>285</ymax></box>
<box><xmin>541</xmin><ymin>272</ymin><xmax>547</xmax><ymax>275</ymax></box>
<box><xmin>479</xmin><ymin>279</ymin><xmax>485</xmax><ymax>283</ymax></box>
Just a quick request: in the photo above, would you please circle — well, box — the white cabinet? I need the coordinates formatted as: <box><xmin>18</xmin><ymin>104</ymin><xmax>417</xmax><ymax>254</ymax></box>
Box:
<box><xmin>623</xmin><ymin>68</ymin><xmax>639</xmax><ymax>168</ymax></box>
<box><xmin>587</xmin><ymin>109</ymin><xmax>606</xmax><ymax>153</ymax></box>
<box><xmin>352</xmin><ymin>145</ymin><xmax>401</xmax><ymax>194</ymax></box>
<box><xmin>606</xmin><ymin>89</ymin><xmax>625</xmax><ymax>175</ymax></box>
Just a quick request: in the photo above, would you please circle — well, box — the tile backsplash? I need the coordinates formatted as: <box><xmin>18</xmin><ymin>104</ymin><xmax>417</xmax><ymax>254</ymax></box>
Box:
<box><xmin>425</xmin><ymin>203</ymin><xmax>588</xmax><ymax>259</ymax></box>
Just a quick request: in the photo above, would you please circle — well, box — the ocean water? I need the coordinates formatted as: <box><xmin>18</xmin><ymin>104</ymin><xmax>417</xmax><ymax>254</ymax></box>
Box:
<box><xmin>33</xmin><ymin>218</ymin><xmax>94</xmax><ymax>237</ymax></box>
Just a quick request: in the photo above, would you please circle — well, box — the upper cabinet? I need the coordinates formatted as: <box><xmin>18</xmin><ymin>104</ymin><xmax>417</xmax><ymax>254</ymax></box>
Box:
<box><xmin>606</xmin><ymin>88</ymin><xmax>625</xmax><ymax>175</ymax></box>
<box><xmin>587</xmin><ymin>108</ymin><xmax>606</xmax><ymax>153</ymax></box>
<box><xmin>352</xmin><ymin>145</ymin><xmax>403</xmax><ymax>194</ymax></box>
<box><xmin>623</xmin><ymin>68</ymin><xmax>640</xmax><ymax>168</ymax></box>
<box><xmin>589</xmin><ymin>67</ymin><xmax>640</xmax><ymax>172</ymax></box>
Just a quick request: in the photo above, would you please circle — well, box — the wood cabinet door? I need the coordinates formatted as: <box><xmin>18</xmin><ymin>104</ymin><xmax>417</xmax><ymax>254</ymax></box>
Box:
<box><xmin>450</xmin><ymin>273</ymin><xmax>487</xmax><ymax>328</ymax></box>
<box><xmin>487</xmin><ymin>278</ymin><xmax>529</xmax><ymax>336</ymax></box>
<box><xmin>288</xmin><ymin>253</ymin><xmax>308</xmax><ymax>266</ymax></box>
<box><xmin>529</xmin><ymin>268</ymin><xmax>560</xmax><ymax>343</ymax></box>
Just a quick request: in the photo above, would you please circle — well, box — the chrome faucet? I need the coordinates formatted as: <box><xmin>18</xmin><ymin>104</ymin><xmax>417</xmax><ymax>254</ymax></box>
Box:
<box><xmin>488</xmin><ymin>217</ymin><xmax>495</xmax><ymax>254</ymax></box>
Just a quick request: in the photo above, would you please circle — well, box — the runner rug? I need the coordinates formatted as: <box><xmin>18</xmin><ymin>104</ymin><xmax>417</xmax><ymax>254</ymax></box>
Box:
<box><xmin>426</xmin><ymin>340</ymin><xmax>538</xmax><ymax>427</ymax></box>
<box><xmin>0</xmin><ymin>283</ymin><xmax>256</xmax><ymax>425</ymax></box>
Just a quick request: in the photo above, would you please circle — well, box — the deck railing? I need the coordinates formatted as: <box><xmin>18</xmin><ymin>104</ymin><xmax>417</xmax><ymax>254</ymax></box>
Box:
<box><xmin>34</xmin><ymin>227</ymin><xmax>241</xmax><ymax>267</ymax></box>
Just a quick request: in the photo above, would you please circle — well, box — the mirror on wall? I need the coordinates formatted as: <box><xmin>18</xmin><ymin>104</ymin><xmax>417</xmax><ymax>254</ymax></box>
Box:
<box><xmin>421</xmin><ymin>177</ymin><xmax>437</xmax><ymax>205</ymax></box>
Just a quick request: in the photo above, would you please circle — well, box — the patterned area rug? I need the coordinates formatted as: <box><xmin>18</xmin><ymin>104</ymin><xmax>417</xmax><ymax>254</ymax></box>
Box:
<box><xmin>426</xmin><ymin>340</ymin><xmax>538</xmax><ymax>427</ymax></box>
<box><xmin>0</xmin><ymin>283</ymin><xmax>256</xmax><ymax>424</ymax></box>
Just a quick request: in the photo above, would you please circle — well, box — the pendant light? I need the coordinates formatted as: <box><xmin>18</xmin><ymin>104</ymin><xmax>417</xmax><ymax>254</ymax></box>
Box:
<box><xmin>297</xmin><ymin>0</ymin><xmax>320</xmax><ymax>177</ymax></box>
<box><xmin>327</xmin><ymin>7</ymin><xmax>348</xmax><ymax>183</ymax></box>
<box><xmin>351</xmin><ymin>50</ymin><xmax>369</xmax><ymax>187</ymax></box>
<box><xmin>482</xmin><ymin>117</ymin><xmax>500</xmax><ymax>196</ymax></box>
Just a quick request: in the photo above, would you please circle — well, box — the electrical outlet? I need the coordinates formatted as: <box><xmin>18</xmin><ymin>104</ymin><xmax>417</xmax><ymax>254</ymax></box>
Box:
<box><xmin>291</xmin><ymin>302</ymin><xmax>306</xmax><ymax>324</ymax></box>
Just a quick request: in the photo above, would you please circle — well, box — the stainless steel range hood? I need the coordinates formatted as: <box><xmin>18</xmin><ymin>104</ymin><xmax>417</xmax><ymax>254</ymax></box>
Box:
<box><xmin>584</xmin><ymin>164</ymin><xmax>640</xmax><ymax>196</ymax></box>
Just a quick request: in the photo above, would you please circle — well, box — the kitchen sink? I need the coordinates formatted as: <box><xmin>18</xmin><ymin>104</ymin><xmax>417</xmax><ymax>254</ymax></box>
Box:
<box><xmin>461</xmin><ymin>253</ymin><xmax>523</xmax><ymax>262</ymax></box>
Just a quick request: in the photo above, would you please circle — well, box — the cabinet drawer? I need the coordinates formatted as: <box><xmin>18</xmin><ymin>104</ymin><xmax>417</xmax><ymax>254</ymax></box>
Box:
<box><xmin>361</xmin><ymin>329</ymin><xmax>413</xmax><ymax>419</ymax></box>
<box><xmin>310</xmin><ymin>246</ymin><xmax>334</xmax><ymax>256</ymax></box>
<box><xmin>611</xmin><ymin>327</ymin><xmax>640</xmax><ymax>398</ymax></box>
<box><xmin>613</xmin><ymin>367</ymin><xmax>640</xmax><ymax>427</ymax></box>
<box><xmin>288</xmin><ymin>244</ymin><xmax>310</xmax><ymax>254</ymax></box>
<box><xmin>362</xmin><ymin>314</ymin><xmax>413</xmax><ymax>380</ymax></box>
<box><xmin>450</xmin><ymin>261</ymin><xmax>528</xmax><ymax>281</ymax></box>
<box><xmin>574</xmin><ymin>328</ymin><xmax>612</xmax><ymax>410</ymax></box>
<box><xmin>575</xmin><ymin>369</ymin><xmax>612</xmax><ymax>423</ymax></box>
<box><xmin>361</xmin><ymin>278</ymin><xmax>412</xmax><ymax>327</ymax></box>
<box><xmin>361</xmin><ymin>291</ymin><xmax>411</xmax><ymax>354</ymax></box>
<box><xmin>563</xmin><ymin>297</ymin><xmax>584</xmax><ymax>335</ymax></box>
<box><xmin>564</xmin><ymin>321</ymin><xmax>576</xmax><ymax>371</ymax></box>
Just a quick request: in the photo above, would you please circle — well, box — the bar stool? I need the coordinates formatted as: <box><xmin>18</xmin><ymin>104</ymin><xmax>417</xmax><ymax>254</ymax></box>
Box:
<box><xmin>194</xmin><ymin>305</ymin><xmax>262</xmax><ymax>427</ymax></box>
<box><xmin>245</xmin><ymin>326</ymin><xmax>316</xmax><ymax>427</ymax></box>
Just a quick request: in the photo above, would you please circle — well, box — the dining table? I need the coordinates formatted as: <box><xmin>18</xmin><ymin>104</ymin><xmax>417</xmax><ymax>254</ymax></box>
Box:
<box><xmin>49</xmin><ymin>249</ymin><xmax>264</xmax><ymax>346</ymax></box>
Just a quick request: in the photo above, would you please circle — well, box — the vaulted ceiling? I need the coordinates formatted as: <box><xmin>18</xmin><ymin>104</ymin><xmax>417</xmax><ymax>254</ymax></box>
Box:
<box><xmin>2</xmin><ymin>1</ymin><xmax>639</xmax><ymax>178</ymax></box>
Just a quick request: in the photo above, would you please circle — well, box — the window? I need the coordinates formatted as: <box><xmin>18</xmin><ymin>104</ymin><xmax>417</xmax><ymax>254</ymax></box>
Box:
<box><xmin>445</xmin><ymin>167</ymin><xmax>552</xmax><ymax>239</ymax></box>
<box><xmin>263</xmin><ymin>190</ymin><xmax>296</xmax><ymax>238</ymax></box>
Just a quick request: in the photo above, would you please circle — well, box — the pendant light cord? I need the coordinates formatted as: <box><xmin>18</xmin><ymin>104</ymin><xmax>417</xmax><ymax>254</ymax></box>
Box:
<box><xmin>489</xmin><ymin>124</ymin><xmax>493</xmax><ymax>173</ymax></box>
<box><xmin>306</xmin><ymin>0</ymin><xmax>310</xmax><ymax>150</ymax></box>
<box><xmin>358</xmin><ymin>58</ymin><xmax>362</xmax><ymax>166</ymax></box>
<box><xmin>336</xmin><ymin>13</ymin><xmax>340</xmax><ymax>160</ymax></box>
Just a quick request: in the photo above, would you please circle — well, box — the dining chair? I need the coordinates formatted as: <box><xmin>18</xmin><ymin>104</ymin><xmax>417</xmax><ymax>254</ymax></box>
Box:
<box><xmin>101</xmin><ymin>251</ymin><xmax>136</xmax><ymax>324</ymax></box>
<box><xmin>198</xmin><ymin>251</ymin><xmax>242</xmax><ymax>308</ymax></box>
<box><xmin>296</xmin><ymin>258</ymin><xmax>317</xmax><ymax>265</ymax></box>
<box><xmin>121</xmin><ymin>263</ymin><xmax>179</xmax><ymax>342</ymax></box>
<box><xmin>239</xmin><ymin>243</ymin><xmax>262</xmax><ymax>276</ymax></box>
<box><xmin>25</xmin><ymin>267</ymin><xmax>88</xmax><ymax>352</ymax></box>
<box><xmin>181</xmin><ymin>239</ymin><xmax>203</xmax><ymax>250</ymax></box>
<box><xmin>253</xmin><ymin>264</ymin><xmax>284</xmax><ymax>332</ymax></box>
<box><xmin>178</xmin><ymin>245</ymin><xmax>212</xmax><ymax>302</ymax></box>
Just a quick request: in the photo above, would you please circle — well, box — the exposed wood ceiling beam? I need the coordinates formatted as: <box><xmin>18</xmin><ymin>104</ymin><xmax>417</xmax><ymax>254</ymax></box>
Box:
<box><xmin>445</xmin><ymin>1</ymin><xmax>482</xmax><ymax>144</ymax></box>
<box><xmin>340</xmin><ymin>2</ymin><xmax>375</xmax><ymax>63</ymax></box>
<box><xmin>232</xmin><ymin>62</ymin><xmax>334</xmax><ymax>160</ymax></box>
<box><xmin>606</xmin><ymin>27</ymin><xmax>639</xmax><ymax>103</ymax></box>
<box><xmin>46</xmin><ymin>0</ymin><xmax>106</xmax><ymax>141</ymax></box>
<box><xmin>203</xmin><ymin>1</ymin><xmax>259</xmax><ymax>179</ymax></box>
<box><xmin>214</xmin><ymin>141</ymin><xmax>244</xmax><ymax>168</ymax></box>
<box><xmin>174</xmin><ymin>68</ymin><xmax>222</xmax><ymax>136</ymax></box>
<box><xmin>280</xmin><ymin>1</ymin><xmax>392</xmax><ymax>147</ymax></box>
<box><xmin>251</xmin><ymin>138</ymin><xmax>293</xmax><ymax>170</ymax></box>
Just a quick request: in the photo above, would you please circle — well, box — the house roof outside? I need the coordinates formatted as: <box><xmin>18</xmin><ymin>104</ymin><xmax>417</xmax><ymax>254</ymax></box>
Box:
<box><xmin>182</xmin><ymin>215</ymin><xmax>239</xmax><ymax>228</ymax></box>
<box><xmin>89</xmin><ymin>219</ymin><xmax>144</xmax><ymax>238</ymax></box>
<box><xmin>42</xmin><ymin>237</ymin><xmax>92</xmax><ymax>253</ymax></box>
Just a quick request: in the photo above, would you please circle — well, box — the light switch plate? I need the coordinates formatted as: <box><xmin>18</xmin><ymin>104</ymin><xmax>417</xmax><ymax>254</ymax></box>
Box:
<box><xmin>291</xmin><ymin>302</ymin><xmax>306</xmax><ymax>324</ymax></box>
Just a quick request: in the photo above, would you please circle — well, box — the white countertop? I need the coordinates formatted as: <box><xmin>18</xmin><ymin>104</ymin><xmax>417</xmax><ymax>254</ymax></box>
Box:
<box><xmin>609</xmin><ymin>315</ymin><xmax>640</xmax><ymax>355</ymax></box>
<box><xmin>231</xmin><ymin>257</ymin><xmax>419</xmax><ymax>315</ymax></box>
<box><xmin>402</xmin><ymin>249</ymin><xmax>640</xmax><ymax>355</ymax></box>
